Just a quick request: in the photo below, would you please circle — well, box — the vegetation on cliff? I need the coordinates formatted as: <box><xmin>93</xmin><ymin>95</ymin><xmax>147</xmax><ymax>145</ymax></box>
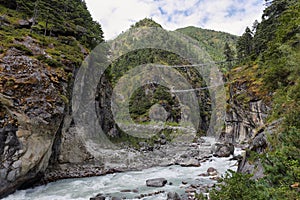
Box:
<box><xmin>207</xmin><ymin>0</ymin><xmax>300</xmax><ymax>199</ymax></box>
<box><xmin>0</xmin><ymin>1</ymin><xmax>104</xmax><ymax>197</ymax></box>
<box><xmin>0</xmin><ymin>0</ymin><xmax>104</xmax><ymax>127</ymax></box>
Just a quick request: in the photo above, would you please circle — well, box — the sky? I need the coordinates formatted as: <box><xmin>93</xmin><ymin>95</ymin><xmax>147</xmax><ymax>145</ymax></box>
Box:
<box><xmin>85</xmin><ymin>0</ymin><xmax>265</xmax><ymax>40</ymax></box>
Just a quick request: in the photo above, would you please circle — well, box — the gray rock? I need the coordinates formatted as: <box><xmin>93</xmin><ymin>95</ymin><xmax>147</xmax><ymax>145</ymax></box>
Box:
<box><xmin>146</xmin><ymin>178</ymin><xmax>167</xmax><ymax>187</ymax></box>
<box><xmin>213</xmin><ymin>143</ymin><xmax>234</xmax><ymax>157</ymax></box>
<box><xmin>182</xmin><ymin>181</ymin><xmax>188</xmax><ymax>184</ymax></box>
<box><xmin>167</xmin><ymin>191</ymin><xmax>181</xmax><ymax>200</ymax></box>
<box><xmin>160</xmin><ymin>133</ymin><xmax>166</xmax><ymax>139</ymax></box>
<box><xmin>207</xmin><ymin>167</ymin><xmax>217</xmax><ymax>173</ymax></box>
<box><xmin>160</xmin><ymin>139</ymin><xmax>166</xmax><ymax>145</ymax></box>
<box><xmin>90</xmin><ymin>193</ymin><xmax>105</xmax><ymax>200</ymax></box>
<box><xmin>18</xmin><ymin>19</ymin><xmax>31</xmax><ymax>28</ymax></box>
<box><xmin>6</xmin><ymin>170</ymin><xmax>17</xmax><ymax>182</ymax></box>
<box><xmin>180</xmin><ymin>158</ymin><xmax>200</xmax><ymax>167</ymax></box>
<box><xmin>12</xmin><ymin>160</ymin><xmax>22</xmax><ymax>169</ymax></box>
<box><xmin>0</xmin><ymin>169</ymin><xmax>7</xmax><ymax>179</ymax></box>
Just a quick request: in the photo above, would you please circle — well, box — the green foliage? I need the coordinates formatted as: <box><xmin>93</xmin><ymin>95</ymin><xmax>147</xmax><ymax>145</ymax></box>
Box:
<box><xmin>177</xmin><ymin>26</ymin><xmax>238</xmax><ymax>62</ymax></box>
<box><xmin>129</xmin><ymin>84</ymin><xmax>181</xmax><ymax>123</ymax></box>
<box><xmin>264</xmin><ymin>127</ymin><xmax>300</xmax><ymax>183</ymax></box>
<box><xmin>210</xmin><ymin>170</ymin><xmax>269</xmax><ymax>200</ymax></box>
<box><xmin>10</xmin><ymin>43</ymin><xmax>32</xmax><ymax>55</ymax></box>
<box><xmin>211</xmin><ymin>1</ymin><xmax>300</xmax><ymax>199</ymax></box>
<box><xmin>223</xmin><ymin>42</ymin><xmax>234</xmax><ymax>62</ymax></box>
<box><xmin>0</xmin><ymin>0</ymin><xmax>104</xmax><ymax>49</ymax></box>
<box><xmin>131</xmin><ymin>18</ymin><xmax>162</xmax><ymax>28</ymax></box>
<box><xmin>223</xmin><ymin>42</ymin><xmax>235</xmax><ymax>70</ymax></box>
<box><xmin>237</xmin><ymin>27</ymin><xmax>253</xmax><ymax>61</ymax></box>
<box><xmin>105</xmin><ymin>37</ymin><xmax>211</xmax><ymax>129</ymax></box>
<box><xmin>0</xmin><ymin>0</ymin><xmax>16</xmax><ymax>9</ymax></box>
<box><xmin>0</xmin><ymin>3</ymin><xmax>88</xmax><ymax>70</ymax></box>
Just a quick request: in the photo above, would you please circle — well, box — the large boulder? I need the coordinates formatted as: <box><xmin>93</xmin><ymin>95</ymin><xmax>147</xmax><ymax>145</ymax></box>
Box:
<box><xmin>212</xmin><ymin>143</ymin><xmax>234</xmax><ymax>157</ymax></box>
<box><xmin>237</xmin><ymin>120</ymin><xmax>279</xmax><ymax>180</ymax></box>
<box><xmin>146</xmin><ymin>178</ymin><xmax>167</xmax><ymax>187</ymax></box>
<box><xmin>178</xmin><ymin>158</ymin><xmax>201</xmax><ymax>167</ymax></box>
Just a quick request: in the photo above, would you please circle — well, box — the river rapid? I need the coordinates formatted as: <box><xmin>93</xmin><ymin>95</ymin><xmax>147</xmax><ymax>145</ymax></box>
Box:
<box><xmin>3</xmin><ymin>138</ymin><xmax>243</xmax><ymax>200</ymax></box>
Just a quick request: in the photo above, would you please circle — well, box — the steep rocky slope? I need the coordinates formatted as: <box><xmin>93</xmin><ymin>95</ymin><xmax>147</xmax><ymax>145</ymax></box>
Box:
<box><xmin>0</xmin><ymin>45</ymin><xmax>69</xmax><ymax>197</ymax></box>
<box><xmin>222</xmin><ymin>63</ymin><xmax>271</xmax><ymax>179</ymax></box>
<box><xmin>0</xmin><ymin>2</ymin><xmax>100</xmax><ymax>197</ymax></box>
<box><xmin>222</xmin><ymin>64</ymin><xmax>270</xmax><ymax>143</ymax></box>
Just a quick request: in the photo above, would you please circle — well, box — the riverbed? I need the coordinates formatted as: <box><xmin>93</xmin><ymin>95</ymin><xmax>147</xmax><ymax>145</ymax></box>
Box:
<box><xmin>3</xmin><ymin>147</ymin><xmax>243</xmax><ymax>200</ymax></box>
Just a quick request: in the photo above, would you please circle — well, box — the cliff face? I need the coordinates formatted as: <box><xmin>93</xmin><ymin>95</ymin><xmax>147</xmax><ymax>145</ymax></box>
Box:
<box><xmin>222</xmin><ymin>64</ymin><xmax>272</xmax><ymax>178</ymax></box>
<box><xmin>222</xmin><ymin>65</ymin><xmax>270</xmax><ymax>144</ymax></box>
<box><xmin>0</xmin><ymin>3</ymin><xmax>92</xmax><ymax>196</ymax></box>
<box><xmin>226</xmin><ymin>100</ymin><xmax>267</xmax><ymax>142</ymax></box>
<box><xmin>224</xmin><ymin>95</ymin><xmax>269</xmax><ymax>143</ymax></box>
<box><xmin>0</xmin><ymin>47</ymin><xmax>69</xmax><ymax>197</ymax></box>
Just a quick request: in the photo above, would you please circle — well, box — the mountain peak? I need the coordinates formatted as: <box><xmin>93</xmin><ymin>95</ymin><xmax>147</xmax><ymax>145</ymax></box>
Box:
<box><xmin>131</xmin><ymin>18</ymin><xmax>162</xmax><ymax>29</ymax></box>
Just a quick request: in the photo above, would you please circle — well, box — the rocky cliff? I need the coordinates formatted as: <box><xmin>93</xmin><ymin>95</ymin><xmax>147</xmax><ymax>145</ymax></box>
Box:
<box><xmin>0</xmin><ymin>3</ymin><xmax>94</xmax><ymax>196</ymax></box>
<box><xmin>0</xmin><ymin>46</ymin><xmax>69</xmax><ymax>197</ymax></box>
<box><xmin>222</xmin><ymin>65</ymin><xmax>270</xmax><ymax>144</ymax></box>
<box><xmin>222</xmin><ymin>64</ymin><xmax>272</xmax><ymax>178</ymax></box>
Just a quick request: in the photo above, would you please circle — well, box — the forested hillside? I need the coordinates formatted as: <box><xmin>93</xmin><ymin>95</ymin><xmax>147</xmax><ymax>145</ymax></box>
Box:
<box><xmin>177</xmin><ymin>26</ymin><xmax>238</xmax><ymax>62</ymax></box>
<box><xmin>205</xmin><ymin>0</ymin><xmax>300</xmax><ymax>199</ymax></box>
<box><xmin>0</xmin><ymin>0</ymin><xmax>103</xmax><ymax>49</ymax></box>
<box><xmin>103</xmin><ymin>18</ymin><xmax>238</xmax><ymax>138</ymax></box>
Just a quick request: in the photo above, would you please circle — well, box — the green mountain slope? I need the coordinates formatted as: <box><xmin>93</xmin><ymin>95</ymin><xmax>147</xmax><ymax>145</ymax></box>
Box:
<box><xmin>176</xmin><ymin>26</ymin><xmax>238</xmax><ymax>62</ymax></box>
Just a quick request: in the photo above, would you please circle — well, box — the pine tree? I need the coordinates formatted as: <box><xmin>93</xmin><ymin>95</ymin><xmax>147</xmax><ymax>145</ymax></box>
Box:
<box><xmin>223</xmin><ymin>42</ymin><xmax>235</xmax><ymax>69</ymax></box>
<box><xmin>237</xmin><ymin>27</ymin><xmax>253</xmax><ymax>61</ymax></box>
<box><xmin>252</xmin><ymin>20</ymin><xmax>259</xmax><ymax>33</ymax></box>
<box><xmin>224</xmin><ymin>42</ymin><xmax>234</xmax><ymax>62</ymax></box>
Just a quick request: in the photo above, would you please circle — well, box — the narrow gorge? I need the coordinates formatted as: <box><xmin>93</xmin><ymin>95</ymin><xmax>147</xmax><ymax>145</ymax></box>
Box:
<box><xmin>1</xmin><ymin>0</ymin><xmax>299</xmax><ymax>199</ymax></box>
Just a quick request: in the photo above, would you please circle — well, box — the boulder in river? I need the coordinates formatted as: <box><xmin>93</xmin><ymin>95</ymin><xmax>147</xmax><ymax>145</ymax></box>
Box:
<box><xmin>207</xmin><ymin>167</ymin><xmax>218</xmax><ymax>176</ymax></box>
<box><xmin>146</xmin><ymin>178</ymin><xmax>167</xmax><ymax>187</ymax></box>
<box><xmin>179</xmin><ymin>158</ymin><xmax>201</xmax><ymax>167</ymax></box>
<box><xmin>212</xmin><ymin>143</ymin><xmax>234</xmax><ymax>157</ymax></box>
<box><xmin>90</xmin><ymin>193</ymin><xmax>105</xmax><ymax>200</ymax></box>
<box><xmin>167</xmin><ymin>191</ymin><xmax>181</xmax><ymax>200</ymax></box>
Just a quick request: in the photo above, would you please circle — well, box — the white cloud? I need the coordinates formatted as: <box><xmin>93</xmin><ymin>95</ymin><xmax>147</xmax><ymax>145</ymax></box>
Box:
<box><xmin>85</xmin><ymin>0</ymin><xmax>265</xmax><ymax>40</ymax></box>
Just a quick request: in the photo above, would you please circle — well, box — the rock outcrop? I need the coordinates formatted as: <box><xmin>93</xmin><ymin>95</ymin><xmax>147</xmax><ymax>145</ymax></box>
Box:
<box><xmin>237</xmin><ymin>120</ymin><xmax>280</xmax><ymax>179</ymax></box>
<box><xmin>224</xmin><ymin>99</ymin><xmax>269</xmax><ymax>143</ymax></box>
<box><xmin>0</xmin><ymin>48</ymin><xmax>69</xmax><ymax>197</ymax></box>
<box><xmin>223</xmin><ymin>65</ymin><xmax>277</xmax><ymax>180</ymax></box>
<box><xmin>223</xmin><ymin>68</ymin><xmax>270</xmax><ymax>144</ymax></box>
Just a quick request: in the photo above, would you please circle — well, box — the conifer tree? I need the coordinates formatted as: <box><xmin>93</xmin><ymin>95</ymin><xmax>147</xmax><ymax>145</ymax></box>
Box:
<box><xmin>224</xmin><ymin>42</ymin><xmax>234</xmax><ymax>62</ymax></box>
<box><xmin>237</xmin><ymin>27</ymin><xmax>253</xmax><ymax>61</ymax></box>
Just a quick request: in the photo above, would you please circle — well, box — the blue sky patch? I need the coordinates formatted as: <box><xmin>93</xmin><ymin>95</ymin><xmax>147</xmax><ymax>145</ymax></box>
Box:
<box><xmin>158</xmin><ymin>7</ymin><xmax>167</xmax><ymax>15</ymax></box>
<box><xmin>226</xmin><ymin>7</ymin><xmax>246</xmax><ymax>18</ymax></box>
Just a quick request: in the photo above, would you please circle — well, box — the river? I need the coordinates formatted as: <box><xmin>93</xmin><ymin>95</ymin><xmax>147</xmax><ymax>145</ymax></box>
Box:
<box><xmin>3</xmin><ymin>138</ymin><xmax>243</xmax><ymax>200</ymax></box>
